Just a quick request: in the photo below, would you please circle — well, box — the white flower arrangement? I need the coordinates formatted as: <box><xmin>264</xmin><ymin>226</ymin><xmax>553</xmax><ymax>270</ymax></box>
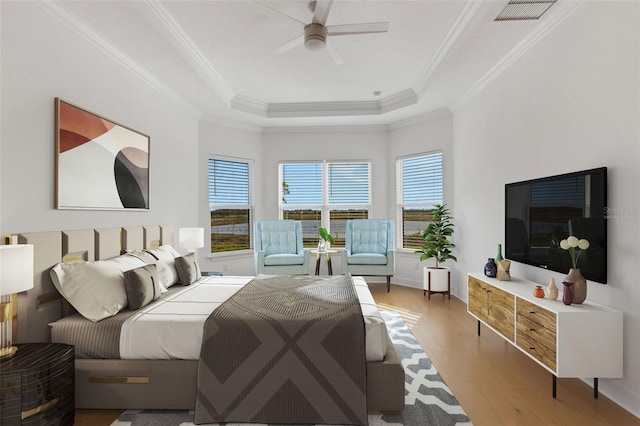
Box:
<box><xmin>560</xmin><ymin>236</ymin><xmax>590</xmax><ymax>269</ymax></box>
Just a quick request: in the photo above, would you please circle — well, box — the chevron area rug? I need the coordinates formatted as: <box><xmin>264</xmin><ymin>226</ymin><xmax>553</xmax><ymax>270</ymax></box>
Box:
<box><xmin>112</xmin><ymin>310</ymin><xmax>471</xmax><ymax>426</ymax></box>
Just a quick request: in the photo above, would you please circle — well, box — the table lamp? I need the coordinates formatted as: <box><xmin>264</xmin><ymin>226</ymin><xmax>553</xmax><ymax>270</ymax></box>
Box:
<box><xmin>0</xmin><ymin>244</ymin><xmax>34</xmax><ymax>358</ymax></box>
<box><xmin>179</xmin><ymin>227</ymin><xmax>204</xmax><ymax>254</ymax></box>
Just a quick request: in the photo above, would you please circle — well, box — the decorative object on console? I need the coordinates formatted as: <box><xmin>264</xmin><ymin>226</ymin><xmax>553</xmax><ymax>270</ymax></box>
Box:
<box><xmin>0</xmin><ymin>244</ymin><xmax>34</xmax><ymax>358</ymax></box>
<box><xmin>55</xmin><ymin>98</ymin><xmax>150</xmax><ymax>210</ymax></box>
<box><xmin>415</xmin><ymin>204</ymin><xmax>456</xmax><ymax>298</ymax></box>
<box><xmin>564</xmin><ymin>268</ymin><xmax>587</xmax><ymax>304</ymax></box>
<box><xmin>495</xmin><ymin>243</ymin><xmax>504</xmax><ymax>262</ymax></box>
<box><xmin>496</xmin><ymin>259</ymin><xmax>511</xmax><ymax>281</ymax></box>
<box><xmin>547</xmin><ymin>278</ymin><xmax>559</xmax><ymax>300</ymax></box>
<box><xmin>484</xmin><ymin>258</ymin><xmax>497</xmax><ymax>278</ymax></box>
<box><xmin>179</xmin><ymin>227</ymin><xmax>204</xmax><ymax>254</ymax></box>
<box><xmin>534</xmin><ymin>285</ymin><xmax>545</xmax><ymax>298</ymax></box>
<box><xmin>560</xmin><ymin>236</ymin><xmax>589</xmax><ymax>304</ymax></box>
<box><xmin>562</xmin><ymin>281</ymin><xmax>573</xmax><ymax>305</ymax></box>
<box><xmin>317</xmin><ymin>226</ymin><xmax>334</xmax><ymax>252</ymax></box>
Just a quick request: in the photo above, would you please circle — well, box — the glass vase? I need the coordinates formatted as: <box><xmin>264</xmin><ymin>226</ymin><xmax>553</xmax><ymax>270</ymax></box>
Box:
<box><xmin>484</xmin><ymin>258</ymin><xmax>497</xmax><ymax>278</ymax></box>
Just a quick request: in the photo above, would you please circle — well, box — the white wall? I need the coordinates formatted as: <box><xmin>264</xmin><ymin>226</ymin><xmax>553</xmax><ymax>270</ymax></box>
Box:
<box><xmin>0</xmin><ymin>2</ymin><xmax>200</xmax><ymax>236</ymax></box>
<box><xmin>452</xmin><ymin>1</ymin><xmax>639</xmax><ymax>415</ymax></box>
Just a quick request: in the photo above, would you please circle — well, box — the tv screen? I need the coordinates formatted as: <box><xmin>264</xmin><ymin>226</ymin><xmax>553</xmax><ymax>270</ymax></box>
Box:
<box><xmin>505</xmin><ymin>167</ymin><xmax>607</xmax><ymax>283</ymax></box>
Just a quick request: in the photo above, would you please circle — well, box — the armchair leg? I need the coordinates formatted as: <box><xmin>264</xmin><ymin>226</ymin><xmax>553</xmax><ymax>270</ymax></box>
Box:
<box><xmin>386</xmin><ymin>276</ymin><xmax>391</xmax><ymax>292</ymax></box>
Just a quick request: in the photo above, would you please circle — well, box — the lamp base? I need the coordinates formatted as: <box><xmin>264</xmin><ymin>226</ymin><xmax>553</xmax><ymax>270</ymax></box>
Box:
<box><xmin>0</xmin><ymin>345</ymin><xmax>18</xmax><ymax>358</ymax></box>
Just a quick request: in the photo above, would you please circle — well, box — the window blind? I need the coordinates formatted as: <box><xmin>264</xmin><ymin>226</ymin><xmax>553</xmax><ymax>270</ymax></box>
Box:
<box><xmin>208</xmin><ymin>158</ymin><xmax>249</xmax><ymax>206</ymax></box>
<box><xmin>281</xmin><ymin>163</ymin><xmax>322</xmax><ymax>205</ymax></box>
<box><xmin>402</xmin><ymin>153</ymin><xmax>443</xmax><ymax>204</ymax></box>
<box><xmin>328</xmin><ymin>163</ymin><xmax>370</xmax><ymax>205</ymax></box>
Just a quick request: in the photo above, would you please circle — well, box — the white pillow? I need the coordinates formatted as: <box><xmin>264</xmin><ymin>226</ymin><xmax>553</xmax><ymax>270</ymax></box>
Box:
<box><xmin>143</xmin><ymin>245</ymin><xmax>181</xmax><ymax>289</ymax></box>
<box><xmin>50</xmin><ymin>254</ymin><xmax>146</xmax><ymax>322</ymax></box>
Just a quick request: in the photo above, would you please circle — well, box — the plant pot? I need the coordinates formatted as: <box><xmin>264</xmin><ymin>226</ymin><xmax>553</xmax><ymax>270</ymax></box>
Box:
<box><xmin>423</xmin><ymin>266</ymin><xmax>450</xmax><ymax>300</ymax></box>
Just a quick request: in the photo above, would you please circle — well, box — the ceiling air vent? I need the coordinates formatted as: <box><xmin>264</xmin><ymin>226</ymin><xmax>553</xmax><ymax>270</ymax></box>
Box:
<box><xmin>495</xmin><ymin>0</ymin><xmax>557</xmax><ymax>21</ymax></box>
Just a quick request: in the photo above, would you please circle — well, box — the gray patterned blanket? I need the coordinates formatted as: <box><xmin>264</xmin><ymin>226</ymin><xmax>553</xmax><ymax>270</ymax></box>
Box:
<box><xmin>194</xmin><ymin>274</ymin><xmax>367</xmax><ymax>425</ymax></box>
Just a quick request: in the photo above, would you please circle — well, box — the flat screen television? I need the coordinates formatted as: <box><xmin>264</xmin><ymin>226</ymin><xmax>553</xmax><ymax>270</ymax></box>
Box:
<box><xmin>505</xmin><ymin>167</ymin><xmax>607</xmax><ymax>284</ymax></box>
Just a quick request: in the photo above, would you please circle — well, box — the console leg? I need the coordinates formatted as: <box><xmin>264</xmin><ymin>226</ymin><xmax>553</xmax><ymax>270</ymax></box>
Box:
<box><xmin>552</xmin><ymin>374</ymin><xmax>557</xmax><ymax>399</ymax></box>
<box><xmin>594</xmin><ymin>378</ymin><xmax>599</xmax><ymax>399</ymax></box>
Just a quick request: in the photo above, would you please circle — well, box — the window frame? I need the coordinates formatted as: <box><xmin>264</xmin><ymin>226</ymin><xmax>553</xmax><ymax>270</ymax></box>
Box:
<box><xmin>396</xmin><ymin>151</ymin><xmax>444</xmax><ymax>251</ymax></box>
<box><xmin>279</xmin><ymin>160</ymin><xmax>372</xmax><ymax>247</ymax></box>
<box><xmin>208</xmin><ymin>155</ymin><xmax>254</xmax><ymax>256</ymax></box>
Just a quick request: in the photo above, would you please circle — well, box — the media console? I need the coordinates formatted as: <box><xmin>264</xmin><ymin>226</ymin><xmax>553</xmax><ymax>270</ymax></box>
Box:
<box><xmin>467</xmin><ymin>273</ymin><xmax>623</xmax><ymax>398</ymax></box>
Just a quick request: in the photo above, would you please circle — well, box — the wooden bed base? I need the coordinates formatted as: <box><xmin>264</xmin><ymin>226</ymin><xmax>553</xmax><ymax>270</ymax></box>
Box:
<box><xmin>13</xmin><ymin>225</ymin><xmax>405</xmax><ymax>412</ymax></box>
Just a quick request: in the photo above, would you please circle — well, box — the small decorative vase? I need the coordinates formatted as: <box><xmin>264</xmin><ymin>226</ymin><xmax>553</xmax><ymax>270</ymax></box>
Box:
<box><xmin>496</xmin><ymin>259</ymin><xmax>511</xmax><ymax>281</ymax></box>
<box><xmin>562</xmin><ymin>281</ymin><xmax>574</xmax><ymax>305</ymax></box>
<box><xmin>318</xmin><ymin>239</ymin><xmax>327</xmax><ymax>252</ymax></box>
<box><xmin>484</xmin><ymin>258</ymin><xmax>497</xmax><ymax>278</ymax></box>
<box><xmin>496</xmin><ymin>244</ymin><xmax>504</xmax><ymax>262</ymax></box>
<box><xmin>565</xmin><ymin>268</ymin><xmax>587</xmax><ymax>304</ymax></box>
<box><xmin>534</xmin><ymin>285</ymin><xmax>545</xmax><ymax>298</ymax></box>
<box><xmin>547</xmin><ymin>278</ymin><xmax>559</xmax><ymax>300</ymax></box>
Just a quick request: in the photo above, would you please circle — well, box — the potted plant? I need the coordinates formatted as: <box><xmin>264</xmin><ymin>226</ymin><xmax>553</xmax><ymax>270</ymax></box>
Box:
<box><xmin>415</xmin><ymin>204</ymin><xmax>457</xmax><ymax>298</ymax></box>
<box><xmin>317</xmin><ymin>227</ymin><xmax>334</xmax><ymax>252</ymax></box>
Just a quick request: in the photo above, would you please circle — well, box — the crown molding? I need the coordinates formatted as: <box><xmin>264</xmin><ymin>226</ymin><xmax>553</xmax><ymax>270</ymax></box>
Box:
<box><xmin>261</xmin><ymin>124</ymin><xmax>389</xmax><ymax>135</ymax></box>
<box><xmin>414</xmin><ymin>0</ymin><xmax>485</xmax><ymax>97</ymax></box>
<box><xmin>36</xmin><ymin>0</ymin><xmax>201</xmax><ymax>118</ymax></box>
<box><xmin>451</xmin><ymin>0</ymin><xmax>586</xmax><ymax>111</ymax></box>
<box><xmin>230</xmin><ymin>95</ymin><xmax>269</xmax><ymax>117</ymax></box>
<box><xmin>140</xmin><ymin>0</ymin><xmax>235</xmax><ymax>104</ymax></box>
<box><xmin>379</xmin><ymin>89</ymin><xmax>418</xmax><ymax>114</ymax></box>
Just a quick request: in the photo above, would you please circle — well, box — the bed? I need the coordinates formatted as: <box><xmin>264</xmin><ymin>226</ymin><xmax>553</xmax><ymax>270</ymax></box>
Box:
<box><xmin>14</xmin><ymin>225</ymin><xmax>405</xmax><ymax>423</ymax></box>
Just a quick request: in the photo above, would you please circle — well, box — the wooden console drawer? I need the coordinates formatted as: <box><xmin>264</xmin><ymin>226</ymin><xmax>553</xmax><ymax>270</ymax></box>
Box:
<box><xmin>516</xmin><ymin>298</ymin><xmax>556</xmax><ymax>335</ymax></box>
<box><xmin>517</xmin><ymin>330</ymin><xmax>556</xmax><ymax>371</ymax></box>
<box><xmin>516</xmin><ymin>314</ymin><xmax>556</xmax><ymax>352</ymax></box>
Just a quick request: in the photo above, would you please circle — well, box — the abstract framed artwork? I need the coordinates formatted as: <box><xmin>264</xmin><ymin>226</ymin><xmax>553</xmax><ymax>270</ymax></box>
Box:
<box><xmin>55</xmin><ymin>98</ymin><xmax>150</xmax><ymax>210</ymax></box>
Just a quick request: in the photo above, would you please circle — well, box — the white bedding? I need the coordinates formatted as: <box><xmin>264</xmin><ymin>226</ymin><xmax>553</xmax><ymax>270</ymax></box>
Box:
<box><xmin>119</xmin><ymin>275</ymin><xmax>388</xmax><ymax>361</ymax></box>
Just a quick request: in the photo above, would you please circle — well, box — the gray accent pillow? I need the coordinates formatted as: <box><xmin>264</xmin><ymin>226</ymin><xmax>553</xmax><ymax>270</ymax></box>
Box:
<box><xmin>174</xmin><ymin>253</ymin><xmax>201</xmax><ymax>285</ymax></box>
<box><xmin>124</xmin><ymin>264</ymin><xmax>161</xmax><ymax>310</ymax></box>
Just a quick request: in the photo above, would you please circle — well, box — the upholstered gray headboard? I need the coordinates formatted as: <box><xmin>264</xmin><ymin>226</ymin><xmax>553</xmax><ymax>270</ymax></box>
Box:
<box><xmin>14</xmin><ymin>225</ymin><xmax>174</xmax><ymax>344</ymax></box>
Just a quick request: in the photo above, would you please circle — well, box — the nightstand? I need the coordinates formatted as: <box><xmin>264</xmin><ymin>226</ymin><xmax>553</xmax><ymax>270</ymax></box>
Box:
<box><xmin>0</xmin><ymin>343</ymin><xmax>74</xmax><ymax>425</ymax></box>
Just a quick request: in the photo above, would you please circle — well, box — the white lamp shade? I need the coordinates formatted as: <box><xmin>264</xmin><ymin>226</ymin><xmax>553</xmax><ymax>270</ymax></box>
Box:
<box><xmin>179</xmin><ymin>228</ymin><xmax>204</xmax><ymax>251</ymax></box>
<box><xmin>0</xmin><ymin>244</ymin><xmax>34</xmax><ymax>296</ymax></box>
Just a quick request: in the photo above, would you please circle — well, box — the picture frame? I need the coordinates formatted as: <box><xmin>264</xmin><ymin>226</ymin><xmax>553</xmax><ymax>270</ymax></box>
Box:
<box><xmin>55</xmin><ymin>98</ymin><xmax>150</xmax><ymax>210</ymax></box>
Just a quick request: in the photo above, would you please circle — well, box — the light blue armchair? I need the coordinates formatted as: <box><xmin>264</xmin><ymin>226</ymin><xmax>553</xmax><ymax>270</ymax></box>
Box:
<box><xmin>341</xmin><ymin>219</ymin><xmax>395</xmax><ymax>292</ymax></box>
<box><xmin>254</xmin><ymin>220</ymin><xmax>310</xmax><ymax>275</ymax></box>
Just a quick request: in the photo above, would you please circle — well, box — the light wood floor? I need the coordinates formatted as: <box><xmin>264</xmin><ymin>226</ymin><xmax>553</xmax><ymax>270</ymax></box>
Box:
<box><xmin>75</xmin><ymin>283</ymin><xmax>639</xmax><ymax>426</ymax></box>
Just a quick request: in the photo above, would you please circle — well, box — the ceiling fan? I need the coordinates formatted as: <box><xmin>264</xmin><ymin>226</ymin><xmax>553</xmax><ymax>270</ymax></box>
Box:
<box><xmin>254</xmin><ymin>0</ymin><xmax>389</xmax><ymax>65</ymax></box>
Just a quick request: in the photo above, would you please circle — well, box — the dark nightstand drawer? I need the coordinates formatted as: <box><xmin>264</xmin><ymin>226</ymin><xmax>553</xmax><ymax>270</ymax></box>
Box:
<box><xmin>0</xmin><ymin>343</ymin><xmax>74</xmax><ymax>426</ymax></box>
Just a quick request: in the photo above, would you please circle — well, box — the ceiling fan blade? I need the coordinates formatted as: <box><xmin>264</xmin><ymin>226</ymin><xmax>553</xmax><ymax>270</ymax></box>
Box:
<box><xmin>327</xmin><ymin>22</ymin><xmax>389</xmax><ymax>36</ymax></box>
<box><xmin>325</xmin><ymin>39</ymin><xmax>345</xmax><ymax>65</ymax></box>
<box><xmin>311</xmin><ymin>0</ymin><xmax>333</xmax><ymax>25</ymax></box>
<box><xmin>251</xmin><ymin>0</ymin><xmax>307</xmax><ymax>26</ymax></box>
<box><xmin>272</xmin><ymin>34</ymin><xmax>304</xmax><ymax>55</ymax></box>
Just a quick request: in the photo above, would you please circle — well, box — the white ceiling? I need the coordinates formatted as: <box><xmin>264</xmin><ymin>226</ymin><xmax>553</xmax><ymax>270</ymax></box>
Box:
<box><xmin>48</xmin><ymin>0</ymin><xmax>582</xmax><ymax>128</ymax></box>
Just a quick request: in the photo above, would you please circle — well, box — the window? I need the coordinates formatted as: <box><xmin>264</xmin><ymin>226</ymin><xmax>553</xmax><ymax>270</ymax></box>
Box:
<box><xmin>280</xmin><ymin>161</ymin><xmax>371</xmax><ymax>247</ymax></box>
<box><xmin>397</xmin><ymin>152</ymin><xmax>443</xmax><ymax>249</ymax></box>
<box><xmin>208</xmin><ymin>157</ymin><xmax>253</xmax><ymax>253</ymax></box>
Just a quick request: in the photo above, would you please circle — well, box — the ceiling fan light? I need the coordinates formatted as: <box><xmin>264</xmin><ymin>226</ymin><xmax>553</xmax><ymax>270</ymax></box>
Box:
<box><xmin>305</xmin><ymin>36</ymin><xmax>325</xmax><ymax>51</ymax></box>
<box><xmin>304</xmin><ymin>23</ymin><xmax>327</xmax><ymax>51</ymax></box>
